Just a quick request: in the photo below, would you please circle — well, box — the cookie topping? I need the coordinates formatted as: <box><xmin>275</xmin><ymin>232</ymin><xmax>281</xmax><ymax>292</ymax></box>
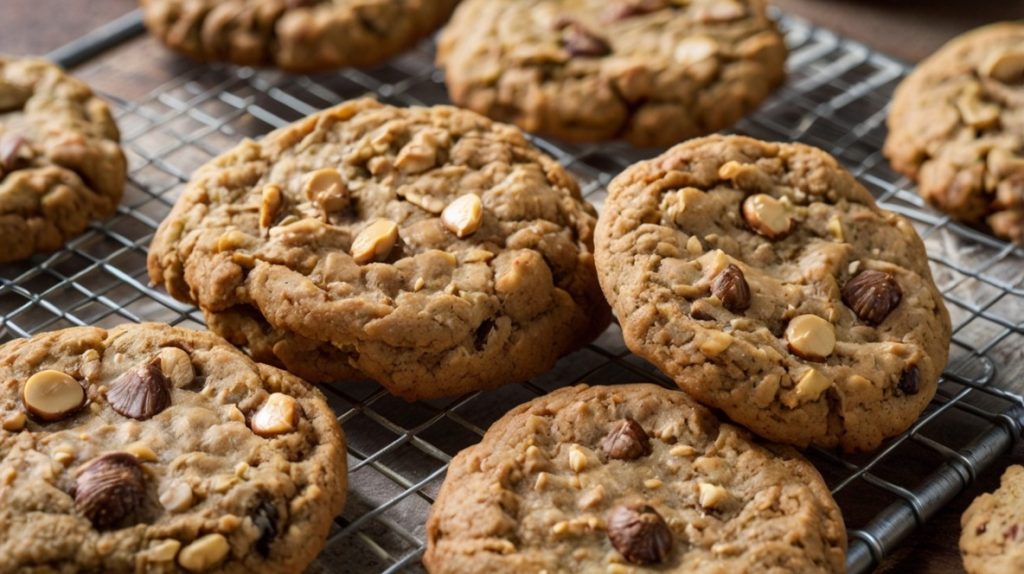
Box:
<box><xmin>559</xmin><ymin>21</ymin><xmax>612</xmax><ymax>58</ymax></box>
<box><xmin>107</xmin><ymin>357</ymin><xmax>172</xmax><ymax>421</ymax></box>
<box><xmin>441</xmin><ymin>193</ymin><xmax>484</xmax><ymax>238</ymax></box>
<box><xmin>981</xmin><ymin>49</ymin><xmax>1024</xmax><ymax>83</ymax></box>
<box><xmin>2</xmin><ymin>411</ymin><xmax>27</xmax><ymax>431</ymax></box>
<box><xmin>351</xmin><ymin>218</ymin><xmax>399</xmax><ymax>264</ymax></box>
<box><xmin>160</xmin><ymin>481</ymin><xmax>194</xmax><ymax>512</ymax></box>
<box><xmin>601</xmin><ymin>418</ymin><xmax>652</xmax><ymax>461</ymax></box>
<box><xmin>695</xmin><ymin>1</ymin><xmax>747</xmax><ymax>23</ymax></box>
<box><xmin>251</xmin><ymin>499</ymin><xmax>281</xmax><ymax>557</ymax></box>
<box><xmin>74</xmin><ymin>453</ymin><xmax>145</xmax><ymax>529</ymax></box>
<box><xmin>698</xmin><ymin>482</ymin><xmax>730</xmax><ymax>509</ymax></box>
<box><xmin>741</xmin><ymin>194</ymin><xmax>793</xmax><ymax>240</ymax></box>
<box><xmin>842</xmin><ymin>270</ymin><xmax>902</xmax><ymax>325</ymax></box>
<box><xmin>0</xmin><ymin>133</ymin><xmax>25</xmax><ymax>175</ymax></box>
<box><xmin>22</xmin><ymin>370</ymin><xmax>85</xmax><ymax>422</ymax></box>
<box><xmin>795</xmin><ymin>369</ymin><xmax>832</xmax><ymax>403</ymax></box>
<box><xmin>158</xmin><ymin>347</ymin><xmax>196</xmax><ymax>388</ymax></box>
<box><xmin>178</xmin><ymin>533</ymin><xmax>230</xmax><ymax>572</ymax></box>
<box><xmin>251</xmin><ymin>393</ymin><xmax>299</xmax><ymax>437</ymax></box>
<box><xmin>898</xmin><ymin>365</ymin><xmax>921</xmax><ymax>395</ymax></box>
<box><xmin>606</xmin><ymin>0</ymin><xmax>668</xmax><ymax>21</ymax></box>
<box><xmin>712</xmin><ymin>264</ymin><xmax>751</xmax><ymax>312</ymax></box>
<box><xmin>606</xmin><ymin>504</ymin><xmax>673</xmax><ymax>565</ymax></box>
<box><xmin>259</xmin><ymin>184</ymin><xmax>284</xmax><ymax>230</ymax></box>
<box><xmin>785</xmin><ymin>315</ymin><xmax>836</xmax><ymax>361</ymax></box>
<box><xmin>303</xmin><ymin>168</ymin><xmax>350</xmax><ymax>216</ymax></box>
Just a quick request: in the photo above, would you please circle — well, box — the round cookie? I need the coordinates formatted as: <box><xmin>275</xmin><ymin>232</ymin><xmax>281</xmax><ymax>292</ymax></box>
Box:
<box><xmin>424</xmin><ymin>383</ymin><xmax>846</xmax><ymax>573</ymax></box>
<box><xmin>0</xmin><ymin>323</ymin><xmax>346</xmax><ymax>573</ymax></box>
<box><xmin>0</xmin><ymin>57</ymin><xmax>125</xmax><ymax>264</ymax></box>
<box><xmin>147</xmin><ymin>98</ymin><xmax>609</xmax><ymax>400</ymax></box>
<box><xmin>961</xmin><ymin>465</ymin><xmax>1024</xmax><ymax>574</ymax></box>
<box><xmin>885</xmin><ymin>23</ymin><xmax>1024</xmax><ymax>243</ymax></box>
<box><xmin>436</xmin><ymin>0</ymin><xmax>787</xmax><ymax>147</ymax></box>
<box><xmin>140</xmin><ymin>0</ymin><xmax>460</xmax><ymax>73</ymax></box>
<box><xmin>594</xmin><ymin>135</ymin><xmax>951</xmax><ymax>452</ymax></box>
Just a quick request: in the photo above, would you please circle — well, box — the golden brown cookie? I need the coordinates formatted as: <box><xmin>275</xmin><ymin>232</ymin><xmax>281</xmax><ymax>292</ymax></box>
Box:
<box><xmin>961</xmin><ymin>465</ymin><xmax>1024</xmax><ymax>574</ymax></box>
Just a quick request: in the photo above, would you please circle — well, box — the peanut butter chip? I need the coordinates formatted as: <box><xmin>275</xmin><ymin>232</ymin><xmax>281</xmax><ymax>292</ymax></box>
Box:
<box><xmin>251</xmin><ymin>392</ymin><xmax>299</xmax><ymax>437</ymax></box>
<box><xmin>178</xmin><ymin>534</ymin><xmax>230</xmax><ymax>572</ymax></box>
<box><xmin>22</xmin><ymin>370</ymin><xmax>85</xmax><ymax>421</ymax></box>
<box><xmin>742</xmin><ymin>194</ymin><xmax>793</xmax><ymax>240</ymax></box>
<box><xmin>441</xmin><ymin>193</ymin><xmax>484</xmax><ymax>238</ymax></box>
<box><xmin>351</xmin><ymin>219</ymin><xmax>399</xmax><ymax>264</ymax></box>
<box><xmin>785</xmin><ymin>314</ymin><xmax>836</xmax><ymax>361</ymax></box>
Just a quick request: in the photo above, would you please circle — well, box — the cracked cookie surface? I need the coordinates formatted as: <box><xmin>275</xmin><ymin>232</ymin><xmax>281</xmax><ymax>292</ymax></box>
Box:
<box><xmin>148</xmin><ymin>98</ymin><xmax>608</xmax><ymax>400</ymax></box>
<box><xmin>594</xmin><ymin>135</ymin><xmax>951</xmax><ymax>452</ymax></box>
<box><xmin>424</xmin><ymin>383</ymin><xmax>846</xmax><ymax>573</ymax></box>
<box><xmin>140</xmin><ymin>0</ymin><xmax>460</xmax><ymax>72</ymax></box>
<box><xmin>436</xmin><ymin>0</ymin><xmax>786</xmax><ymax>147</ymax></box>
<box><xmin>961</xmin><ymin>464</ymin><xmax>1024</xmax><ymax>574</ymax></box>
<box><xmin>0</xmin><ymin>57</ymin><xmax>125</xmax><ymax>264</ymax></box>
<box><xmin>0</xmin><ymin>323</ymin><xmax>346</xmax><ymax>573</ymax></box>
<box><xmin>885</xmin><ymin>22</ymin><xmax>1024</xmax><ymax>243</ymax></box>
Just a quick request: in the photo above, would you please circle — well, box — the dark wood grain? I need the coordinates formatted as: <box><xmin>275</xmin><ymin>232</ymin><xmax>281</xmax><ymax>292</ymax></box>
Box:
<box><xmin>3</xmin><ymin>2</ymin><xmax>1022</xmax><ymax>574</ymax></box>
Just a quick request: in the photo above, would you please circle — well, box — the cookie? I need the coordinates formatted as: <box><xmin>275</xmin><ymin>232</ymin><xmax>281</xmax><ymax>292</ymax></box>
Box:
<box><xmin>141</xmin><ymin>0</ymin><xmax>460</xmax><ymax>73</ymax></box>
<box><xmin>0</xmin><ymin>57</ymin><xmax>125</xmax><ymax>264</ymax></box>
<box><xmin>885</xmin><ymin>23</ymin><xmax>1024</xmax><ymax>243</ymax></box>
<box><xmin>0</xmin><ymin>323</ymin><xmax>346</xmax><ymax>573</ymax></box>
<box><xmin>436</xmin><ymin>0</ymin><xmax>787</xmax><ymax>147</ymax></box>
<box><xmin>424</xmin><ymin>383</ymin><xmax>846</xmax><ymax>572</ymax></box>
<box><xmin>961</xmin><ymin>465</ymin><xmax>1024</xmax><ymax>574</ymax></box>
<box><xmin>148</xmin><ymin>98</ymin><xmax>609</xmax><ymax>400</ymax></box>
<box><xmin>594</xmin><ymin>135</ymin><xmax>952</xmax><ymax>451</ymax></box>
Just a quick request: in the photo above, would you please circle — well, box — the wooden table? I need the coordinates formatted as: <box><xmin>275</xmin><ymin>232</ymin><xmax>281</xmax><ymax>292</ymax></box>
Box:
<box><xmin>2</xmin><ymin>1</ymin><xmax>1021</xmax><ymax>573</ymax></box>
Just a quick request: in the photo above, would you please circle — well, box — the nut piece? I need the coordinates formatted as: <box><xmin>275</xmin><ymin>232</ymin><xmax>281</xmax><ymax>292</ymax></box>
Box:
<box><xmin>22</xmin><ymin>370</ymin><xmax>85</xmax><ymax>421</ymax></box>
<box><xmin>159</xmin><ymin>347</ymin><xmax>195</xmax><ymax>388</ymax></box>
<box><xmin>106</xmin><ymin>356</ymin><xmax>172</xmax><ymax>421</ymax></box>
<box><xmin>981</xmin><ymin>49</ymin><xmax>1024</xmax><ymax>84</ymax></box>
<box><xmin>145</xmin><ymin>539</ymin><xmax>182</xmax><ymax>563</ymax></box>
<box><xmin>601</xmin><ymin>418</ymin><xmax>653</xmax><ymax>461</ymax></box>
<box><xmin>695</xmin><ymin>1</ymin><xmax>746</xmax><ymax>22</ymax></box>
<box><xmin>259</xmin><ymin>184</ymin><xmax>284</xmax><ymax>230</ymax></box>
<box><xmin>160</xmin><ymin>481</ymin><xmax>194</xmax><ymax>512</ymax></box>
<box><xmin>441</xmin><ymin>193</ymin><xmax>484</xmax><ymax>238</ymax></box>
<box><xmin>606</xmin><ymin>0</ymin><xmax>667</xmax><ymax>21</ymax></box>
<box><xmin>251</xmin><ymin>393</ymin><xmax>299</xmax><ymax>437</ymax></box>
<box><xmin>351</xmin><ymin>219</ymin><xmax>399</xmax><ymax>264</ymax></box>
<box><xmin>303</xmin><ymin>168</ymin><xmax>350</xmax><ymax>214</ymax></box>
<box><xmin>795</xmin><ymin>368</ymin><xmax>831</xmax><ymax>403</ymax></box>
<box><xmin>568</xmin><ymin>445</ymin><xmax>588</xmax><ymax>473</ymax></box>
<box><xmin>674</xmin><ymin>37</ymin><xmax>718</xmax><ymax>66</ymax></box>
<box><xmin>785</xmin><ymin>314</ymin><xmax>836</xmax><ymax>361</ymax></box>
<box><xmin>606</xmin><ymin>504</ymin><xmax>673</xmax><ymax>565</ymax></box>
<box><xmin>2</xmin><ymin>411</ymin><xmax>26</xmax><ymax>431</ymax></box>
<box><xmin>559</xmin><ymin>20</ymin><xmax>612</xmax><ymax>58</ymax></box>
<box><xmin>698</xmin><ymin>482</ymin><xmax>730</xmax><ymax>509</ymax></box>
<box><xmin>178</xmin><ymin>533</ymin><xmax>230</xmax><ymax>572</ymax></box>
<box><xmin>0</xmin><ymin>134</ymin><xmax>25</xmax><ymax>174</ymax></box>
<box><xmin>75</xmin><ymin>452</ymin><xmax>145</xmax><ymax>529</ymax></box>
<box><xmin>742</xmin><ymin>194</ymin><xmax>793</xmax><ymax>240</ymax></box>
<box><xmin>712</xmin><ymin>264</ymin><xmax>751</xmax><ymax>312</ymax></box>
<box><xmin>898</xmin><ymin>365</ymin><xmax>921</xmax><ymax>395</ymax></box>
<box><xmin>842</xmin><ymin>270</ymin><xmax>902</xmax><ymax>326</ymax></box>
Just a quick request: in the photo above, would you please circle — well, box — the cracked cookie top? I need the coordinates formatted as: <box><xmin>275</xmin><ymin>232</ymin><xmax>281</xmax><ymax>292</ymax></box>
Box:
<box><xmin>961</xmin><ymin>464</ymin><xmax>1024</xmax><ymax>574</ymax></box>
<box><xmin>140</xmin><ymin>0</ymin><xmax>460</xmax><ymax>72</ymax></box>
<box><xmin>436</xmin><ymin>0</ymin><xmax>787</xmax><ymax>147</ymax></box>
<box><xmin>885</xmin><ymin>22</ymin><xmax>1024</xmax><ymax>244</ymax></box>
<box><xmin>0</xmin><ymin>57</ymin><xmax>125</xmax><ymax>264</ymax></box>
<box><xmin>0</xmin><ymin>323</ymin><xmax>346</xmax><ymax>573</ymax></box>
<box><xmin>148</xmin><ymin>98</ymin><xmax>608</xmax><ymax>400</ymax></box>
<box><xmin>425</xmin><ymin>383</ymin><xmax>846</xmax><ymax>573</ymax></box>
<box><xmin>595</xmin><ymin>135</ymin><xmax>951</xmax><ymax>452</ymax></box>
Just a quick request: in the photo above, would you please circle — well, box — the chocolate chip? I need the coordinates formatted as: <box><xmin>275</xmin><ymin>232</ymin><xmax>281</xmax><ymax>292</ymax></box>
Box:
<box><xmin>251</xmin><ymin>498</ymin><xmax>281</xmax><ymax>557</ymax></box>
<box><xmin>712</xmin><ymin>264</ymin><xmax>751</xmax><ymax>313</ymax></box>
<box><xmin>559</xmin><ymin>21</ymin><xmax>612</xmax><ymax>58</ymax></box>
<box><xmin>606</xmin><ymin>504</ymin><xmax>673</xmax><ymax>564</ymax></box>
<box><xmin>601</xmin><ymin>418</ymin><xmax>652</xmax><ymax>461</ymax></box>
<box><xmin>107</xmin><ymin>356</ymin><xmax>172</xmax><ymax>420</ymax></box>
<box><xmin>898</xmin><ymin>365</ymin><xmax>921</xmax><ymax>396</ymax></box>
<box><xmin>473</xmin><ymin>319</ymin><xmax>495</xmax><ymax>351</ymax></box>
<box><xmin>842</xmin><ymin>270</ymin><xmax>902</xmax><ymax>325</ymax></box>
<box><xmin>75</xmin><ymin>453</ymin><xmax>145</xmax><ymax>529</ymax></box>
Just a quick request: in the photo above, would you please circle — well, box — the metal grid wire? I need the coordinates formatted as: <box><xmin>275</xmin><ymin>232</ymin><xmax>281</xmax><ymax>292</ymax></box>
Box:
<box><xmin>2</xmin><ymin>10</ymin><xmax>1024</xmax><ymax>574</ymax></box>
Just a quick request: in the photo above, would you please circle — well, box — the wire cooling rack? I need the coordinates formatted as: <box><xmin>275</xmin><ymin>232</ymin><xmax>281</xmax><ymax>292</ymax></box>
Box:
<box><xmin>1</xmin><ymin>9</ymin><xmax>1023</xmax><ymax>573</ymax></box>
